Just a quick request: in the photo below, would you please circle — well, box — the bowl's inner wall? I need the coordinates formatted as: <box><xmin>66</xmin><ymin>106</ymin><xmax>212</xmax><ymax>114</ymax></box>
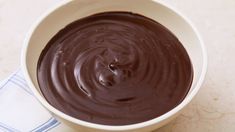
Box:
<box><xmin>26</xmin><ymin>0</ymin><xmax>203</xmax><ymax>102</ymax></box>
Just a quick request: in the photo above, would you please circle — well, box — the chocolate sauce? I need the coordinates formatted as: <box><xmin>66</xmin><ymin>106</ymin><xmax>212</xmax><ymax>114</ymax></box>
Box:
<box><xmin>37</xmin><ymin>12</ymin><xmax>193</xmax><ymax>125</ymax></box>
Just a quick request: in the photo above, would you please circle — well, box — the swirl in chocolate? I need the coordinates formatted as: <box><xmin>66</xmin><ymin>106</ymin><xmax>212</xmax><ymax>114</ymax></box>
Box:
<box><xmin>37</xmin><ymin>12</ymin><xmax>193</xmax><ymax>125</ymax></box>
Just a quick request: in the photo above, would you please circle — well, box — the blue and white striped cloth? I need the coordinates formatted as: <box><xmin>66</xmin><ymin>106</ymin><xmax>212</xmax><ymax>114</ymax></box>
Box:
<box><xmin>0</xmin><ymin>69</ymin><xmax>72</xmax><ymax>132</ymax></box>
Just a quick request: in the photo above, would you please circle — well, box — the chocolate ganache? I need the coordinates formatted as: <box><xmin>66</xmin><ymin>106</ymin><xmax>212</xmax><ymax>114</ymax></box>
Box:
<box><xmin>37</xmin><ymin>12</ymin><xmax>193</xmax><ymax>125</ymax></box>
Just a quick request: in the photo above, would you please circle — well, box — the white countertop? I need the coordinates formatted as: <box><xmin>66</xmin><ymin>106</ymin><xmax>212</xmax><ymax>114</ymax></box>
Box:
<box><xmin>1</xmin><ymin>0</ymin><xmax>235</xmax><ymax>132</ymax></box>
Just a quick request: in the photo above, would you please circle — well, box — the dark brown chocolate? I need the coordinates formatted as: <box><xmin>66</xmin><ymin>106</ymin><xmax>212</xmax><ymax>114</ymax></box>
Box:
<box><xmin>37</xmin><ymin>12</ymin><xmax>193</xmax><ymax>125</ymax></box>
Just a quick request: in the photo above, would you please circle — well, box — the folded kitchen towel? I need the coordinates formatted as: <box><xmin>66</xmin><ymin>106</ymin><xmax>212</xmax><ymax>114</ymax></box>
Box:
<box><xmin>0</xmin><ymin>69</ymin><xmax>72</xmax><ymax>132</ymax></box>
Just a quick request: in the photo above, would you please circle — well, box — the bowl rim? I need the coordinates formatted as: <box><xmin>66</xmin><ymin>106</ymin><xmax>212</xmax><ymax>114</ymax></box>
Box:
<box><xmin>21</xmin><ymin>0</ymin><xmax>207</xmax><ymax>131</ymax></box>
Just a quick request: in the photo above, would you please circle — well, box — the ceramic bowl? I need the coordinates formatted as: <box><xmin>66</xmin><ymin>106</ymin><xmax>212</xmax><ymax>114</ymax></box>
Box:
<box><xmin>21</xmin><ymin>0</ymin><xmax>207</xmax><ymax>131</ymax></box>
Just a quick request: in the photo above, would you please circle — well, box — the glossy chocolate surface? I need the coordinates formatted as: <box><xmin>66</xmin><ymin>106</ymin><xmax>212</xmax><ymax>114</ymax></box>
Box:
<box><xmin>37</xmin><ymin>12</ymin><xmax>193</xmax><ymax>125</ymax></box>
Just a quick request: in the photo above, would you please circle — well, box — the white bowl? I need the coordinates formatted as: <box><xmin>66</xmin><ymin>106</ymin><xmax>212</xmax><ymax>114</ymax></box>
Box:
<box><xmin>21</xmin><ymin>0</ymin><xmax>207</xmax><ymax>131</ymax></box>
